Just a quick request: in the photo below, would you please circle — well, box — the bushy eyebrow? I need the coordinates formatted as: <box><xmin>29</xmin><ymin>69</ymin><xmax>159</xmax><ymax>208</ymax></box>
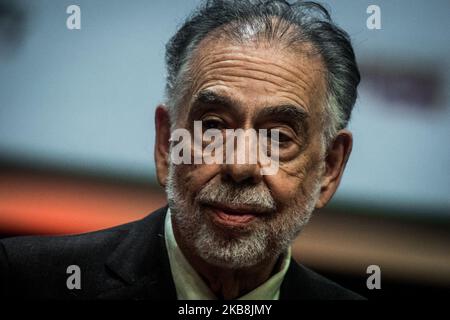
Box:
<box><xmin>189</xmin><ymin>89</ymin><xmax>242</xmax><ymax>120</ymax></box>
<box><xmin>195</xmin><ymin>89</ymin><xmax>237</xmax><ymax>107</ymax></box>
<box><xmin>191</xmin><ymin>89</ymin><xmax>309</xmax><ymax>134</ymax></box>
<box><xmin>256</xmin><ymin>104</ymin><xmax>309</xmax><ymax>135</ymax></box>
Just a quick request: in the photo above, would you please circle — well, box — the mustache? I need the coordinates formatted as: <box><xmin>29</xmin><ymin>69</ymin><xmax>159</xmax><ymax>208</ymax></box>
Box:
<box><xmin>196</xmin><ymin>179</ymin><xmax>277</xmax><ymax>212</ymax></box>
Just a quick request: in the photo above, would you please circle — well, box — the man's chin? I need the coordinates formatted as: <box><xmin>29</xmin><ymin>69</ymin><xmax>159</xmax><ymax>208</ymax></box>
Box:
<box><xmin>194</xmin><ymin>242</ymin><xmax>268</xmax><ymax>269</ymax></box>
<box><xmin>172</xmin><ymin>206</ymin><xmax>278</xmax><ymax>269</ymax></box>
<box><xmin>191</xmin><ymin>223</ymin><xmax>271</xmax><ymax>269</ymax></box>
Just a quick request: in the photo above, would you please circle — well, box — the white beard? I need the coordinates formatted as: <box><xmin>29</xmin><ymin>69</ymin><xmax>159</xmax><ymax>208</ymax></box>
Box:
<box><xmin>165</xmin><ymin>163</ymin><xmax>322</xmax><ymax>269</ymax></box>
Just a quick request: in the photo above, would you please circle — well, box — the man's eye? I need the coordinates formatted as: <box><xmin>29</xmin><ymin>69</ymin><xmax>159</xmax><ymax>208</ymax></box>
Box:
<box><xmin>202</xmin><ymin>119</ymin><xmax>224</xmax><ymax>130</ymax></box>
<box><xmin>269</xmin><ymin>130</ymin><xmax>291</xmax><ymax>144</ymax></box>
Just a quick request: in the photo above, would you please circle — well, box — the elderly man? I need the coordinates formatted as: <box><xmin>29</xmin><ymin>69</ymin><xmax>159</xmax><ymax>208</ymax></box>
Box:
<box><xmin>0</xmin><ymin>0</ymin><xmax>362</xmax><ymax>300</ymax></box>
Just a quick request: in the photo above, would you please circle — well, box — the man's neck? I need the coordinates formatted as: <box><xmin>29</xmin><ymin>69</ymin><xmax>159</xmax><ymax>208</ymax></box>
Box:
<box><xmin>172</xmin><ymin>220</ymin><xmax>280</xmax><ymax>299</ymax></box>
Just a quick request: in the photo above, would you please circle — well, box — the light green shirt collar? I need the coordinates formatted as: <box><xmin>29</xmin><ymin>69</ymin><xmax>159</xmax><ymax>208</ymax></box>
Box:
<box><xmin>164</xmin><ymin>208</ymin><xmax>291</xmax><ymax>300</ymax></box>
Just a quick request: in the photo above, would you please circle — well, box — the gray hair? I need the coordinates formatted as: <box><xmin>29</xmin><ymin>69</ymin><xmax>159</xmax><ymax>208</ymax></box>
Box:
<box><xmin>165</xmin><ymin>0</ymin><xmax>360</xmax><ymax>146</ymax></box>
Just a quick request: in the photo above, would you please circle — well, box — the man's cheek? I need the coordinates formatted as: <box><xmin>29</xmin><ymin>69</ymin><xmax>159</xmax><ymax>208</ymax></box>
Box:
<box><xmin>264</xmin><ymin>170</ymin><xmax>305</xmax><ymax>204</ymax></box>
<box><xmin>179</xmin><ymin>164</ymin><xmax>221</xmax><ymax>192</ymax></box>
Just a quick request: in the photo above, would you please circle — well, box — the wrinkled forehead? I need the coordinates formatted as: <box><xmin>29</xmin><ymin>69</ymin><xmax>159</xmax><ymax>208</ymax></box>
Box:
<box><xmin>182</xmin><ymin>26</ymin><xmax>328</xmax><ymax>120</ymax></box>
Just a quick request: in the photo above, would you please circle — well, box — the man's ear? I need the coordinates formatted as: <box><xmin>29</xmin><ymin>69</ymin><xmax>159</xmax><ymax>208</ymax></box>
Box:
<box><xmin>315</xmin><ymin>129</ymin><xmax>353</xmax><ymax>209</ymax></box>
<box><xmin>154</xmin><ymin>105</ymin><xmax>171</xmax><ymax>187</ymax></box>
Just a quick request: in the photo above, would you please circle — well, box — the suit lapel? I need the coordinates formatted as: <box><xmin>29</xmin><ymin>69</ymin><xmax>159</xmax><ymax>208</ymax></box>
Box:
<box><xmin>98</xmin><ymin>206</ymin><xmax>177</xmax><ymax>300</ymax></box>
<box><xmin>279</xmin><ymin>259</ymin><xmax>312</xmax><ymax>300</ymax></box>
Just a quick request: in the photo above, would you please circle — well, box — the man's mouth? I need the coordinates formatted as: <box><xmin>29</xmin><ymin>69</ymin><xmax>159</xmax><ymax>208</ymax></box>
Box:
<box><xmin>202</xmin><ymin>202</ymin><xmax>271</xmax><ymax>227</ymax></box>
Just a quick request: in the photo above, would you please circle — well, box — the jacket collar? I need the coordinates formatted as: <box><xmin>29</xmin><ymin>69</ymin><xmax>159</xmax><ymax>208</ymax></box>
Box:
<box><xmin>99</xmin><ymin>206</ymin><xmax>177</xmax><ymax>300</ymax></box>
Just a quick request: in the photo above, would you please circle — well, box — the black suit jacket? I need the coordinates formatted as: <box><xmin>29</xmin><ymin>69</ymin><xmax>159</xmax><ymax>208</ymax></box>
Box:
<box><xmin>0</xmin><ymin>206</ymin><xmax>363</xmax><ymax>299</ymax></box>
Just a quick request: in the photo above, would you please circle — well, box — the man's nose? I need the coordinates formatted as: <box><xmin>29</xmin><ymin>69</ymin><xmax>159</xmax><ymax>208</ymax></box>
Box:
<box><xmin>221</xmin><ymin>162</ymin><xmax>262</xmax><ymax>184</ymax></box>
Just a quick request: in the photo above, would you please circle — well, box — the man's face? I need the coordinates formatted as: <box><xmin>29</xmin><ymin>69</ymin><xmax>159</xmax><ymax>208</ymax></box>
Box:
<box><xmin>164</xmin><ymin>36</ymin><xmax>330</xmax><ymax>269</ymax></box>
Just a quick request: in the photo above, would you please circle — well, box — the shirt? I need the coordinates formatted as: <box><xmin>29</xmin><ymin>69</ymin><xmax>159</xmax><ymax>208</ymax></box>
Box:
<box><xmin>164</xmin><ymin>208</ymin><xmax>291</xmax><ymax>300</ymax></box>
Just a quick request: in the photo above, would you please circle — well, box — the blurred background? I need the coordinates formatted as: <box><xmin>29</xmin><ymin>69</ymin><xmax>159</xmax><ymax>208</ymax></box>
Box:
<box><xmin>0</xmin><ymin>0</ymin><xmax>449</xmax><ymax>299</ymax></box>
